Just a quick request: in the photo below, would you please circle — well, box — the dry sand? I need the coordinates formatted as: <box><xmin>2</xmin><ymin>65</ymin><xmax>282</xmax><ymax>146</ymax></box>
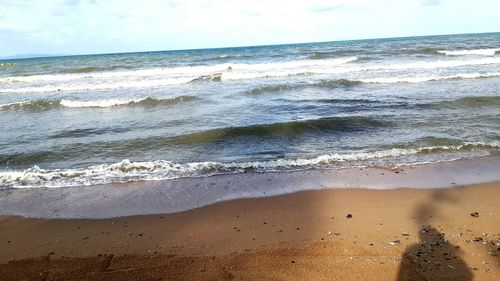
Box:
<box><xmin>1</xmin><ymin>182</ymin><xmax>499</xmax><ymax>280</ymax></box>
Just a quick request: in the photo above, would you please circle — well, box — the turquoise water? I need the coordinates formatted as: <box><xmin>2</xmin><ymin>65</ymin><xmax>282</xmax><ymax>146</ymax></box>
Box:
<box><xmin>0</xmin><ymin>33</ymin><xmax>499</xmax><ymax>188</ymax></box>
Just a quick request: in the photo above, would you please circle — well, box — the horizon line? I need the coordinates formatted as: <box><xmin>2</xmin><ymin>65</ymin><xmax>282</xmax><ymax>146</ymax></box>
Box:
<box><xmin>1</xmin><ymin>31</ymin><xmax>499</xmax><ymax>61</ymax></box>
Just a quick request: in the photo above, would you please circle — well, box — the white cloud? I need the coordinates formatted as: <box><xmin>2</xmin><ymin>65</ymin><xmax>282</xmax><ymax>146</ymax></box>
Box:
<box><xmin>0</xmin><ymin>0</ymin><xmax>499</xmax><ymax>56</ymax></box>
<box><xmin>420</xmin><ymin>0</ymin><xmax>441</xmax><ymax>6</ymax></box>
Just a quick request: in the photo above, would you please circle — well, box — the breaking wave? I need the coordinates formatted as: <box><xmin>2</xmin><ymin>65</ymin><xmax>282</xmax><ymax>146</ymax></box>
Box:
<box><xmin>437</xmin><ymin>48</ymin><xmax>500</xmax><ymax>56</ymax></box>
<box><xmin>247</xmin><ymin>72</ymin><xmax>500</xmax><ymax>95</ymax></box>
<box><xmin>359</xmin><ymin>72</ymin><xmax>500</xmax><ymax>84</ymax></box>
<box><xmin>2</xmin><ymin>56</ymin><xmax>500</xmax><ymax>93</ymax></box>
<box><xmin>0</xmin><ymin>96</ymin><xmax>197</xmax><ymax>110</ymax></box>
<box><xmin>0</xmin><ymin>57</ymin><xmax>358</xmax><ymax>84</ymax></box>
<box><xmin>1</xmin><ymin>141</ymin><xmax>497</xmax><ymax>188</ymax></box>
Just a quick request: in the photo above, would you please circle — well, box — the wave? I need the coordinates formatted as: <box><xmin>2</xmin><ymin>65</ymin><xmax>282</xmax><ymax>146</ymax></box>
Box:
<box><xmin>247</xmin><ymin>79</ymin><xmax>361</xmax><ymax>95</ymax></box>
<box><xmin>196</xmin><ymin>54</ymin><xmax>254</xmax><ymax>63</ymax></box>
<box><xmin>419</xmin><ymin>96</ymin><xmax>500</xmax><ymax>109</ymax></box>
<box><xmin>0</xmin><ymin>100</ymin><xmax>60</xmax><ymax>111</ymax></box>
<box><xmin>0</xmin><ymin>62</ymin><xmax>16</xmax><ymax>67</ymax></box>
<box><xmin>0</xmin><ymin>57</ymin><xmax>358</xmax><ymax>84</ymax></box>
<box><xmin>306</xmin><ymin>47</ymin><xmax>490</xmax><ymax>58</ymax></box>
<box><xmin>437</xmin><ymin>48</ymin><xmax>500</xmax><ymax>56</ymax></box>
<box><xmin>306</xmin><ymin>51</ymin><xmax>359</xmax><ymax>60</ymax></box>
<box><xmin>247</xmin><ymin>72</ymin><xmax>500</xmax><ymax>95</ymax></box>
<box><xmin>171</xmin><ymin>116</ymin><xmax>387</xmax><ymax>144</ymax></box>
<box><xmin>2</xmin><ymin>56</ymin><xmax>499</xmax><ymax>94</ymax></box>
<box><xmin>1</xmin><ymin>141</ymin><xmax>498</xmax><ymax>188</ymax></box>
<box><xmin>308</xmin><ymin>52</ymin><xmax>337</xmax><ymax>60</ymax></box>
<box><xmin>58</xmin><ymin>65</ymin><xmax>127</xmax><ymax>74</ymax></box>
<box><xmin>49</xmin><ymin>127</ymin><xmax>131</xmax><ymax>139</ymax></box>
<box><xmin>0</xmin><ymin>96</ymin><xmax>196</xmax><ymax>110</ymax></box>
<box><xmin>359</xmin><ymin>72</ymin><xmax>500</xmax><ymax>84</ymax></box>
<box><xmin>408</xmin><ymin>48</ymin><xmax>443</xmax><ymax>56</ymax></box>
<box><xmin>0</xmin><ymin>77</ymin><xmax>195</xmax><ymax>93</ymax></box>
<box><xmin>0</xmin><ymin>116</ymin><xmax>389</xmax><ymax>166</ymax></box>
<box><xmin>356</xmin><ymin>57</ymin><xmax>500</xmax><ymax>72</ymax></box>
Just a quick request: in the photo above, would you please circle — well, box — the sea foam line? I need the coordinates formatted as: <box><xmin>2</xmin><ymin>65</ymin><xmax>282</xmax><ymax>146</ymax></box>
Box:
<box><xmin>6</xmin><ymin>55</ymin><xmax>500</xmax><ymax>86</ymax></box>
<box><xmin>0</xmin><ymin>57</ymin><xmax>358</xmax><ymax>84</ymax></box>
<box><xmin>1</xmin><ymin>142</ymin><xmax>497</xmax><ymax>188</ymax></box>
<box><xmin>437</xmin><ymin>48</ymin><xmax>500</xmax><ymax>56</ymax></box>
<box><xmin>1</xmin><ymin>57</ymin><xmax>499</xmax><ymax>94</ymax></box>
<box><xmin>0</xmin><ymin>96</ymin><xmax>196</xmax><ymax>110</ymax></box>
<box><xmin>359</xmin><ymin>72</ymin><xmax>500</xmax><ymax>84</ymax></box>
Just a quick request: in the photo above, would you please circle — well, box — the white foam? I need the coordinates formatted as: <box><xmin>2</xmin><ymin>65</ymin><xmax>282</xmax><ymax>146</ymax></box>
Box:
<box><xmin>1</xmin><ymin>142</ymin><xmax>497</xmax><ymax>188</ymax></box>
<box><xmin>0</xmin><ymin>57</ymin><xmax>358</xmax><ymax>84</ymax></box>
<box><xmin>60</xmin><ymin>98</ymin><xmax>139</xmax><ymax>108</ymax></box>
<box><xmin>437</xmin><ymin>48</ymin><xmax>500</xmax><ymax>56</ymax></box>
<box><xmin>0</xmin><ymin>77</ymin><xmax>194</xmax><ymax>93</ymax></box>
<box><xmin>356</xmin><ymin>57</ymin><xmax>500</xmax><ymax>71</ymax></box>
<box><xmin>359</xmin><ymin>72</ymin><xmax>500</xmax><ymax>84</ymax></box>
<box><xmin>2</xmin><ymin>56</ymin><xmax>500</xmax><ymax>94</ymax></box>
<box><xmin>59</xmin><ymin>96</ymin><xmax>188</xmax><ymax>108</ymax></box>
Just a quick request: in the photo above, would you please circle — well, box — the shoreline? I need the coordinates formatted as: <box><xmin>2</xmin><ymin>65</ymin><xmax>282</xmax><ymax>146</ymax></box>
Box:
<box><xmin>1</xmin><ymin>182</ymin><xmax>499</xmax><ymax>280</ymax></box>
<box><xmin>1</xmin><ymin>155</ymin><xmax>499</xmax><ymax>219</ymax></box>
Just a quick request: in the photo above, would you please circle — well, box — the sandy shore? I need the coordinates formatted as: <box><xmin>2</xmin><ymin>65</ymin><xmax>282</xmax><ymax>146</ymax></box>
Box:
<box><xmin>1</xmin><ymin>182</ymin><xmax>499</xmax><ymax>280</ymax></box>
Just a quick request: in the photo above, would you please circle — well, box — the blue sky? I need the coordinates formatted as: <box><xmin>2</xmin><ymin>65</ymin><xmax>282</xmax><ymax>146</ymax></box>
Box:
<box><xmin>0</xmin><ymin>0</ymin><xmax>499</xmax><ymax>57</ymax></box>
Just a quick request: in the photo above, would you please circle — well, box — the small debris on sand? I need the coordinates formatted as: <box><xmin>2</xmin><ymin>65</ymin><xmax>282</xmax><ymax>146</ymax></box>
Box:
<box><xmin>388</xmin><ymin>240</ymin><xmax>400</xmax><ymax>245</ymax></box>
<box><xmin>346</xmin><ymin>214</ymin><xmax>353</xmax><ymax>219</ymax></box>
<box><xmin>470</xmin><ymin>212</ymin><xmax>479</xmax><ymax>217</ymax></box>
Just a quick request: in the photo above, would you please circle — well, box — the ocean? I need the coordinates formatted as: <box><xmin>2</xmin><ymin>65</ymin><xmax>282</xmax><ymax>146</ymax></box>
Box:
<box><xmin>1</xmin><ymin>32</ymin><xmax>499</xmax><ymax>189</ymax></box>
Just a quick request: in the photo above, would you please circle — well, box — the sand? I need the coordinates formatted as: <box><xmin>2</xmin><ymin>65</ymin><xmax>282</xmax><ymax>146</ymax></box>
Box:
<box><xmin>0</xmin><ymin>182</ymin><xmax>499</xmax><ymax>280</ymax></box>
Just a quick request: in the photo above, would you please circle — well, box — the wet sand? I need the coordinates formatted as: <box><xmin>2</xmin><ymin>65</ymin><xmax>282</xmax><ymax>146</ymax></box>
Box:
<box><xmin>1</xmin><ymin>182</ymin><xmax>499</xmax><ymax>280</ymax></box>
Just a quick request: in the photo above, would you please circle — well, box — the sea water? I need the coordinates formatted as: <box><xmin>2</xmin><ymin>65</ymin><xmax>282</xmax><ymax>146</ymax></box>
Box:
<box><xmin>0</xmin><ymin>33</ymin><xmax>499</xmax><ymax>188</ymax></box>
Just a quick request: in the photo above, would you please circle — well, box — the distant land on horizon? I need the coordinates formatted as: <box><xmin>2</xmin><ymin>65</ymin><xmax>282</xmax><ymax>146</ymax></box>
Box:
<box><xmin>0</xmin><ymin>53</ymin><xmax>67</xmax><ymax>60</ymax></box>
<box><xmin>1</xmin><ymin>31</ymin><xmax>498</xmax><ymax>61</ymax></box>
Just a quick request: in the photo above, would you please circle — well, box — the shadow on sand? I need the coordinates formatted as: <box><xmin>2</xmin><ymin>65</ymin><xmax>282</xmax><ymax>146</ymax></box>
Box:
<box><xmin>396</xmin><ymin>190</ymin><xmax>473</xmax><ymax>281</ymax></box>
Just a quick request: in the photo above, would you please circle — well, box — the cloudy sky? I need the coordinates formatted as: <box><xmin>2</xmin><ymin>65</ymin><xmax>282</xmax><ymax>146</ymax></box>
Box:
<box><xmin>0</xmin><ymin>0</ymin><xmax>499</xmax><ymax>57</ymax></box>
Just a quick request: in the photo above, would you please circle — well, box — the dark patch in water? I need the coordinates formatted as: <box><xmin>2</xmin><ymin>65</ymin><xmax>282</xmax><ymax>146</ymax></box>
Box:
<box><xmin>58</xmin><ymin>65</ymin><xmax>127</xmax><ymax>74</ymax></box>
<box><xmin>170</xmin><ymin>116</ymin><xmax>388</xmax><ymax>144</ymax></box>
<box><xmin>307</xmin><ymin>50</ymin><xmax>358</xmax><ymax>59</ymax></box>
<box><xmin>49</xmin><ymin>127</ymin><xmax>131</xmax><ymax>139</ymax></box>
<box><xmin>418</xmin><ymin>96</ymin><xmax>500</xmax><ymax>109</ymax></box>
<box><xmin>247</xmin><ymin>79</ymin><xmax>362</xmax><ymax>95</ymax></box>
<box><xmin>403</xmin><ymin>48</ymin><xmax>443</xmax><ymax>56</ymax></box>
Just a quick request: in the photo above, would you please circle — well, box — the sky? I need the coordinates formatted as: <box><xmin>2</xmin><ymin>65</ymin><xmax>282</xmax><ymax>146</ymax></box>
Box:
<box><xmin>0</xmin><ymin>0</ymin><xmax>499</xmax><ymax>57</ymax></box>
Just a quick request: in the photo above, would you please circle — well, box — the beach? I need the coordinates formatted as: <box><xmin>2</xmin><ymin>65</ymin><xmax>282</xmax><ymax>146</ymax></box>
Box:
<box><xmin>1</xmin><ymin>33</ymin><xmax>499</xmax><ymax>280</ymax></box>
<box><xmin>1</xmin><ymin>161</ymin><xmax>500</xmax><ymax>280</ymax></box>
<box><xmin>0</xmin><ymin>156</ymin><xmax>500</xmax><ymax>280</ymax></box>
